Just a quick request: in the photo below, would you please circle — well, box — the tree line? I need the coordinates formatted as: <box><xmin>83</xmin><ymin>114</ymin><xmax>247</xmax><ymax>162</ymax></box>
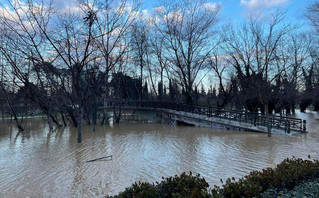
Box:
<box><xmin>0</xmin><ymin>0</ymin><xmax>319</xmax><ymax>142</ymax></box>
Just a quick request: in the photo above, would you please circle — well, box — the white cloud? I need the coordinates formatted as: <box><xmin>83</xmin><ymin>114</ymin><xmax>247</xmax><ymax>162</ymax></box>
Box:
<box><xmin>153</xmin><ymin>6</ymin><xmax>165</xmax><ymax>14</ymax></box>
<box><xmin>52</xmin><ymin>0</ymin><xmax>71</xmax><ymax>10</ymax></box>
<box><xmin>50</xmin><ymin>0</ymin><xmax>84</xmax><ymax>15</ymax></box>
<box><xmin>203</xmin><ymin>2</ymin><xmax>220</xmax><ymax>12</ymax></box>
<box><xmin>240</xmin><ymin>0</ymin><xmax>289</xmax><ymax>10</ymax></box>
<box><xmin>0</xmin><ymin>0</ymin><xmax>44</xmax><ymax>32</ymax></box>
<box><xmin>163</xmin><ymin>11</ymin><xmax>183</xmax><ymax>24</ymax></box>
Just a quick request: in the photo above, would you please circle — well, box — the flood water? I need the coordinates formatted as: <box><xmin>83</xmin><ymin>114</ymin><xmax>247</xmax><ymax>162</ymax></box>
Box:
<box><xmin>0</xmin><ymin>111</ymin><xmax>319</xmax><ymax>197</ymax></box>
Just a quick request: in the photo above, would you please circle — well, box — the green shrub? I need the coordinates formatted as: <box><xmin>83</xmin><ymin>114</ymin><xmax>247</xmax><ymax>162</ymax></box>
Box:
<box><xmin>113</xmin><ymin>172</ymin><xmax>210</xmax><ymax>198</ymax></box>
<box><xmin>156</xmin><ymin>172</ymin><xmax>210</xmax><ymax>198</ymax></box>
<box><xmin>261</xmin><ymin>178</ymin><xmax>319</xmax><ymax>198</ymax></box>
<box><xmin>113</xmin><ymin>157</ymin><xmax>319</xmax><ymax>198</ymax></box>
<box><xmin>212</xmin><ymin>157</ymin><xmax>319</xmax><ymax>198</ymax></box>
<box><xmin>116</xmin><ymin>182</ymin><xmax>159</xmax><ymax>198</ymax></box>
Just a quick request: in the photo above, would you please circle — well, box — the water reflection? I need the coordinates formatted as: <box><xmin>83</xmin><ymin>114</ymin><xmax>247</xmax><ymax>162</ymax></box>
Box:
<box><xmin>0</xmin><ymin>112</ymin><xmax>318</xmax><ymax>197</ymax></box>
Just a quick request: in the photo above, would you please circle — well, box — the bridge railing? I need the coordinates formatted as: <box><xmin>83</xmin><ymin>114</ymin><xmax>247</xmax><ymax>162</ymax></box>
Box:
<box><xmin>105</xmin><ymin>100</ymin><xmax>306</xmax><ymax>133</ymax></box>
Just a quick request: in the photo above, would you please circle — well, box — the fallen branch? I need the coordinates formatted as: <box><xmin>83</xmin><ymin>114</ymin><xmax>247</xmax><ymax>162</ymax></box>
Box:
<box><xmin>83</xmin><ymin>155</ymin><xmax>112</xmax><ymax>163</ymax></box>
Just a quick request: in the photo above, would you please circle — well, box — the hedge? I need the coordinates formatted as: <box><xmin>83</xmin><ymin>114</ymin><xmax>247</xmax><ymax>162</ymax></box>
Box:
<box><xmin>111</xmin><ymin>157</ymin><xmax>319</xmax><ymax>198</ymax></box>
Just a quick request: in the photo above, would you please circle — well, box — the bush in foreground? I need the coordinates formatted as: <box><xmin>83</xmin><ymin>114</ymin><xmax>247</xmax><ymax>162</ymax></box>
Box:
<box><xmin>112</xmin><ymin>157</ymin><xmax>319</xmax><ymax>198</ymax></box>
<box><xmin>115</xmin><ymin>172</ymin><xmax>210</xmax><ymax>198</ymax></box>
<box><xmin>212</xmin><ymin>156</ymin><xmax>319</xmax><ymax>197</ymax></box>
<box><xmin>261</xmin><ymin>178</ymin><xmax>319</xmax><ymax>198</ymax></box>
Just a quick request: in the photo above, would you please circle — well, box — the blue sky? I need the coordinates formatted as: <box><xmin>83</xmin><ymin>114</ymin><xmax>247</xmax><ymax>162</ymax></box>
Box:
<box><xmin>143</xmin><ymin>0</ymin><xmax>311</xmax><ymax>28</ymax></box>
<box><xmin>0</xmin><ymin>0</ymin><xmax>311</xmax><ymax>30</ymax></box>
<box><xmin>2</xmin><ymin>0</ymin><xmax>311</xmax><ymax>27</ymax></box>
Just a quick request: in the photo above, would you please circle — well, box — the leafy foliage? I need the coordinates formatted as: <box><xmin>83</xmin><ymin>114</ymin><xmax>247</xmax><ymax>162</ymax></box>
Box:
<box><xmin>113</xmin><ymin>157</ymin><xmax>319</xmax><ymax>198</ymax></box>
<box><xmin>110</xmin><ymin>72</ymin><xmax>142</xmax><ymax>100</ymax></box>
<box><xmin>212</xmin><ymin>157</ymin><xmax>319</xmax><ymax>198</ymax></box>
<box><xmin>116</xmin><ymin>182</ymin><xmax>159</xmax><ymax>198</ymax></box>
<box><xmin>261</xmin><ymin>178</ymin><xmax>319</xmax><ymax>198</ymax></box>
<box><xmin>114</xmin><ymin>172</ymin><xmax>210</xmax><ymax>198</ymax></box>
<box><xmin>156</xmin><ymin>172</ymin><xmax>210</xmax><ymax>198</ymax></box>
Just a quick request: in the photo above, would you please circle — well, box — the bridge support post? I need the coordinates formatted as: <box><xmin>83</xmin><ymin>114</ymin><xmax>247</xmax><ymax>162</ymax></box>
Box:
<box><xmin>267</xmin><ymin>122</ymin><xmax>271</xmax><ymax>137</ymax></box>
<box><xmin>303</xmin><ymin>120</ymin><xmax>307</xmax><ymax>132</ymax></box>
<box><xmin>265</xmin><ymin>103</ymin><xmax>271</xmax><ymax>137</ymax></box>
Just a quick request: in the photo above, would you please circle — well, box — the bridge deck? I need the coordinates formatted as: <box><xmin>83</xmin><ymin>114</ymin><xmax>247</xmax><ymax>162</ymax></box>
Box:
<box><xmin>102</xmin><ymin>101</ymin><xmax>307</xmax><ymax>134</ymax></box>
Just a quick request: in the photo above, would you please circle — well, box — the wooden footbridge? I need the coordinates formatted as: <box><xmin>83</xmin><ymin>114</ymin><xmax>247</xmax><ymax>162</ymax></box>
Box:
<box><xmin>102</xmin><ymin>101</ymin><xmax>307</xmax><ymax>135</ymax></box>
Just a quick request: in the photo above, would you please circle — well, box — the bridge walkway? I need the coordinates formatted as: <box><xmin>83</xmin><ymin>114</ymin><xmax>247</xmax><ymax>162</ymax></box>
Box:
<box><xmin>102</xmin><ymin>101</ymin><xmax>307</xmax><ymax>134</ymax></box>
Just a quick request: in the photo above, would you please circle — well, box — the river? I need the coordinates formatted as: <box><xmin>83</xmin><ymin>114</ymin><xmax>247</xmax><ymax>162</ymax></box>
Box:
<box><xmin>0</xmin><ymin>111</ymin><xmax>318</xmax><ymax>197</ymax></box>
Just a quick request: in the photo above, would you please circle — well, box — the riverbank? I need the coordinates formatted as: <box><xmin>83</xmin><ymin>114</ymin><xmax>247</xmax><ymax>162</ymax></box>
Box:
<box><xmin>112</xmin><ymin>157</ymin><xmax>319</xmax><ymax>198</ymax></box>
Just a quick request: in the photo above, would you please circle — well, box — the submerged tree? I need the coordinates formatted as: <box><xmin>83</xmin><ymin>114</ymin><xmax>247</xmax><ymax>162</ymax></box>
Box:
<box><xmin>0</xmin><ymin>0</ymin><xmax>63</xmax><ymax>129</ymax></box>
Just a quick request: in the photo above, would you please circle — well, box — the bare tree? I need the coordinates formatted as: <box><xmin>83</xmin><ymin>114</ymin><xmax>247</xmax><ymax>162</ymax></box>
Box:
<box><xmin>0</xmin><ymin>0</ymin><xmax>142</xmax><ymax>141</ymax></box>
<box><xmin>93</xmin><ymin>0</ymin><xmax>141</xmax><ymax>82</ymax></box>
<box><xmin>10</xmin><ymin>0</ymin><xmax>100</xmax><ymax>142</ymax></box>
<box><xmin>274</xmin><ymin>32</ymin><xmax>312</xmax><ymax>114</ymax></box>
<box><xmin>130</xmin><ymin>20</ymin><xmax>148</xmax><ymax>100</ymax></box>
<box><xmin>88</xmin><ymin>0</ymin><xmax>141</xmax><ymax>124</ymax></box>
<box><xmin>222</xmin><ymin>10</ymin><xmax>296</xmax><ymax>137</ymax></box>
<box><xmin>148</xmin><ymin>27</ymin><xmax>170</xmax><ymax>101</ymax></box>
<box><xmin>307</xmin><ymin>1</ymin><xmax>319</xmax><ymax>30</ymax></box>
<box><xmin>153</xmin><ymin>0</ymin><xmax>221</xmax><ymax>104</ymax></box>
<box><xmin>0</xmin><ymin>57</ymin><xmax>23</xmax><ymax>130</ymax></box>
<box><xmin>223</xmin><ymin>10</ymin><xmax>295</xmax><ymax>113</ymax></box>
<box><xmin>208</xmin><ymin>53</ymin><xmax>235</xmax><ymax>108</ymax></box>
<box><xmin>0</xmin><ymin>0</ymin><xmax>63</xmax><ymax>130</ymax></box>
<box><xmin>306</xmin><ymin>1</ymin><xmax>319</xmax><ymax>111</ymax></box>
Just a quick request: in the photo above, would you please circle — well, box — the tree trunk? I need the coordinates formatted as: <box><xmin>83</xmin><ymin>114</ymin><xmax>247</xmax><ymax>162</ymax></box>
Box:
<box><xmin>92</xmin><ymin>100</ymin><xmax>97</xmax><ymax>132</ymax></box>
<box><xmin>101</xmin><ymin>98</ymin><xmax>108</xmax><ymax>125</ymax></box>
<box><xmin>2</xmin><ymin>100</ymin><xmax>4</xmax><ymax>123</ymax></box>
<box><xmin>113</xmin><ymin>105</ymin><xmax>122</xmax><ymax>124</ymax></box>
<box><xmin>67</xmin><ymin>108</ymin><xmax>78</xmax><ymax>127</ymax></box>
<box><xmin>2</xmin><ymin>87</ymin><xmax>23</xmax><ymax>131</ymax></box>
<box><xmin>292</xmin><ymin>105</ymin><xmax>295</xmax><ymax>115</ymax></box>
<box><xmin>50</xmin><ymin>114</ymin><xmax>61</xmax><ymax>128</ymax></box>
<box><xmin>140</xmin><ymin>60</ymin><xmax>143</xmax><ymax>101</ymax></box>
<box><xmin>47</xmin><ymin>112</ymin><xmax>53</xmax><ymax>130</ymax></box>
<box><xmin>266</xmin><ymin>103</ymin><xmax>271</xmax><ymax>137</ymax></box>
<box><xmin>77</xmin><ymin>106</ymin><xmax>84</xmax><ymax>143</ymax></box>
<box><xmin>61</xmin><ymin>112</ymin><xmax>67</xmax><ymax>127</ymax></box>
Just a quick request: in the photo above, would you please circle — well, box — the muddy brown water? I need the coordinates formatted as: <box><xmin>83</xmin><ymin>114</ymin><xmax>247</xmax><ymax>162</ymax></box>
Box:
<box><xmin>0</xmin><ymin>111</ymin><xmax>318</xmax><ymax>197</ymax></box>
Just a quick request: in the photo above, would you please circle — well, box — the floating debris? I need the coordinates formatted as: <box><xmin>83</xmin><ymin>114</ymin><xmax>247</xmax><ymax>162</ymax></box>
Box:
<box><xmin>83</xmin><ymin>155</ymin><xmax>112</xmax><ymax>163</ymax></box>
